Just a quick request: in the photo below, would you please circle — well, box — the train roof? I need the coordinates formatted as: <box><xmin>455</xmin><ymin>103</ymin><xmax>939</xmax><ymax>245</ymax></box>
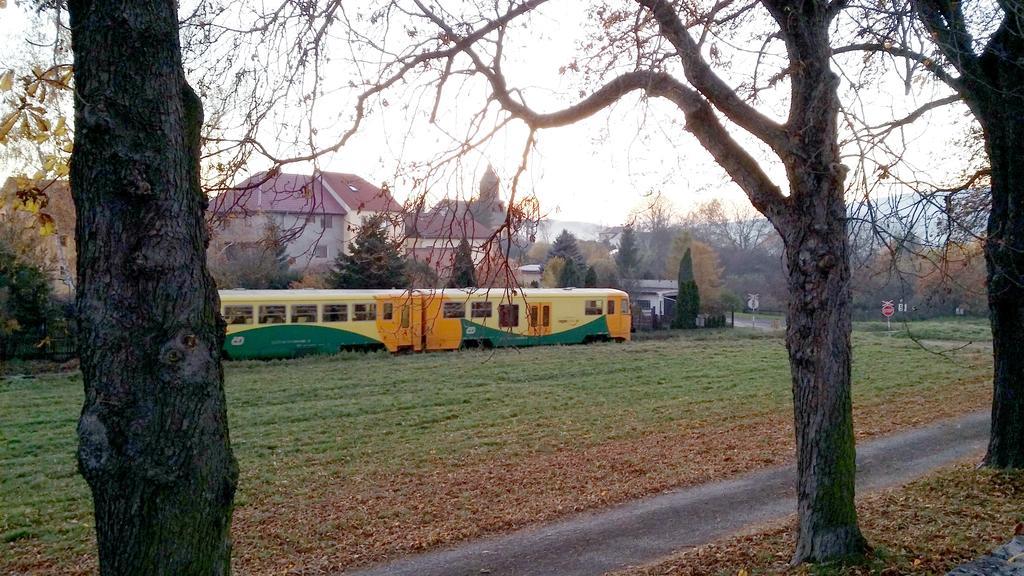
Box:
<box><xmin>218</xmin><ymin>287</ymin><xmax>627</xmax><ymax>301</ymax></box>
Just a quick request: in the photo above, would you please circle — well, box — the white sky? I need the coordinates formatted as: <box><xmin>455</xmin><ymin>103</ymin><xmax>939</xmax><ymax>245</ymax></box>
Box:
<box><xmin>0</xmin><ymin>1</ymin><xmax>976</xmax><ymax>225</ymax></box>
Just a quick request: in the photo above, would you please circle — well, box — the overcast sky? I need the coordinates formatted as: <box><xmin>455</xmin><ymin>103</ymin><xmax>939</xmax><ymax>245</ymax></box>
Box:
<box><xmin>0</xmin><ymin>1</ymin><xmax>976</xmax><ymax>225</ymax></box>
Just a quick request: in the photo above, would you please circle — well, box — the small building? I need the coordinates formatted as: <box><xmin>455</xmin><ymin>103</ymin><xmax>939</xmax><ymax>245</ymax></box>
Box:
<box><xmin>629</xmin><ymin>279</ymin><xmax>678</xmax><ymax>317</ymax></box>
<box><xmin>516</xmin><ymin>263</ymin><xmax>543</xmax><ymax>287</ymax></box>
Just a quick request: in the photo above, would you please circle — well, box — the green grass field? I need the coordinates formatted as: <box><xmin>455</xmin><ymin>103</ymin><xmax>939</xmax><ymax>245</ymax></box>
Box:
<box><xmin>0</xmin><ymin>330</ymin><xmax>993</xmax><ymax>574</ymax></box>
<box><xmin>854</xmin><ymin>316</ymin><xmax>991</xmax><ymax>341</ymax></box>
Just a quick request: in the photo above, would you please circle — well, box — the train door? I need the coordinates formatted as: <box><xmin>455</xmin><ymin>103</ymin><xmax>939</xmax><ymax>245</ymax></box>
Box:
<box><xmin>376</xmin><ymin>294</ymin><xmax>424</xmax><ymax>352</ymax></box>
<box><xmin>606</xmin><ymin>295</ymin><xmax>631</xmax><ymax>340</ymax></box>
<box><xmin>528</xmin><ymin>302</ymin><xmax>552</xmax><ymax>337</ymax></box>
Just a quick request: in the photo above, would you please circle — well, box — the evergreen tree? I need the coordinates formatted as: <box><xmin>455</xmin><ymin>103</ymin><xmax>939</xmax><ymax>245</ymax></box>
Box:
<box><xmin>447</xmin><ymin>239</ymin><xmax>477</xmax><ymax>288</ymax></box>
<box><xmin>548</xmin><ymin>229</ymin><xmax>585</xmax><ymax>267</ymax></box>
<box><xmin>673</xmin><ymin>248</ymin><xmax>700</xmax><ymax>329</ymax></box>
<box><xmin>558</xmin><ymin>257</ymin><xmax>583</xmax><ymax>287</ymax></box>
<box><xmin>327</xmin><ymin>213</ymin><xmax>407</xmax><ymax>288</ymax></box>
<box><xmin>584</xmin><ymin>265</ymin><xmax>598</xmax><ymax>288</ymax></box>
<box><xmin>615</xmin><ymin>224</ymin><xmax>640</xmax><ymax>278</ymax></box>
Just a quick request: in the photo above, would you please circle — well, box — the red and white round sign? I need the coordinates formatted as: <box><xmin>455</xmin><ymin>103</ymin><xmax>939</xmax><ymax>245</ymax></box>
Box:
<box><xmin>881</xmin><ymin>304</ymin><xmax>895</xmax><ymax>318</ymax></box>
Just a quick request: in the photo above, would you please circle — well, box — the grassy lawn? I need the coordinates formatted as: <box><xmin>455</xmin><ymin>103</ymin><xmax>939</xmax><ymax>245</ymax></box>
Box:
<box><xmin>618</xmin><ymin>465</ymin><xmax>1024</xmax><ymax>576</ymax></box>
<box><xmin>1</xmin><ymin>330</ymin><xmax>993</xmax><ymax>574</ymax></box>
<box><xmin>854</xmin><ymin>316</ymin><xmax>992</xmax><ymax>342</ymax></box>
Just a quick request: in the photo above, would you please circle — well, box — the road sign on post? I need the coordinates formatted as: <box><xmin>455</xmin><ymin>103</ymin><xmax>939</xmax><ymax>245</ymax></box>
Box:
<box><xmin>747</xmin><ymin>294</ymin><xmax>759</xmax><ymax>328</ymax></box>
<box><xmin>881</xmin><ymin>300</ymin><xmax>895</xmax><ymax>331</ymax></box>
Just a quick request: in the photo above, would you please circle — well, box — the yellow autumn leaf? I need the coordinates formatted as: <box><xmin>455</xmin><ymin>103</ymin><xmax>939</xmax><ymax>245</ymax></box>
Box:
<box><xmin>19</xmin><ymin>198</ymin><xmax>40</xmax><ymax>213</ymax></box>
<box><xmin>54</xmin><ymin>162</ymin><xmax>70</xmax><ymax>177</ymax></box>
<box><xmin>38</xmin><ymin>213</ymin><xmax>56</xmax><ymax>236</ymax></box>
<box><xmin>33</xmin><ymin>131</ymin><xmax>49</xmax><ymax>143</ymax></box>
<box><xmin>0</xmin><ymin>70</ymin><xmax>13</xmax><ymax>92</ymax></box>
<box><xmin>0</xmin><ymin>112</ymin><xmax>17</xmax><ymax>140</ymax></box>
<box><xmin>60</xmin><ymin>68</ymin><xmax>73</xmax><ymax>85</ymax></box>
<box><xmin>62</xmin><ymin>142</ymin><xmax>73</xmax><ymax>153</ymax></box>
<box><xmin>33</xmin><ymin>114</ymin><xmax>50</xmax><ymax>133</ymax></box>
<box><xmin>25</xmin><ymin>80</ymin><xmax>38</xmax><ymax>98</ymax></box>
<box><xmin>53</xmin><ymin>116</ymin><xmax>67</xmax><ymax>137</ymax></box>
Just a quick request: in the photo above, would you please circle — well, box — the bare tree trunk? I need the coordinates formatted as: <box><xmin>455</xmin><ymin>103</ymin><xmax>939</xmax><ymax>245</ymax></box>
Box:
<box><xmin>772</xmin><ymin>6</ymin><xmax>868</xmax><ymax>561</ymax></box>
<box><xmin>782</xmin><ymin>191</ymin><xmax>866</xmax><ymax>562</ymax></box>
<box><xmin>980</xmin><ymin>112</ymin><xmax>1024</xmax><ymax>469</ymax></box>
<box><xmin>68</xmin><ymin>1</ymin><xmax>238</xmax><ymax>574</ymax></box>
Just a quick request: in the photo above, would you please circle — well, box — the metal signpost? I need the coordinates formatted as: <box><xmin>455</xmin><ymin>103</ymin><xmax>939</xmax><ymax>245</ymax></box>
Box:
<box><xmin>881</xmin><ymin>300</ymin><xmax>895</xmax><ymax>330</ymax></box>
<box><xmin>747</xmin><ymin>293</ymin><xmax>760</xmax><ymax>328</ymax></box>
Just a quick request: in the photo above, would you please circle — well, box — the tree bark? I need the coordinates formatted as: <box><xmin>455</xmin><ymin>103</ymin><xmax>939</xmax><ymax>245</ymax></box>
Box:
<box><xmin>769</xmin><ymin>2</ymin><xmax>869</xmax><ymax>562</ymax></box>
<box><xmin>68</xmin><ymin>1</ymin><xmax>238</xmax><ymax>574</ymax></box>
<box><xmin>975</xmin><ymin>97</ymin><xmax>1024</xmax><ymax>469</ymax></box>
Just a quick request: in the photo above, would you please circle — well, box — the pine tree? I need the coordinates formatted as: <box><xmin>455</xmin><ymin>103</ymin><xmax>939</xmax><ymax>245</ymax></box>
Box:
<box><xmin>615</xmin><ymin>224</ymin><xmax>640</xmax><ymax>278</ymax></box>
<box><xmin>327</xmin><ymin>213</ymin><xmax>407</xmax><ymax>288</ymax></box>
<box><xmin>447</xmin><ymin>238</ymin><xmax>477</xmax><ymax>288</ymax></box>
<box><xmin>673</xmin><ymin>248</ymin><xmax>700</xmax><ymax>329</ymax></box>
<box><xmin>548</xmin><ymin>229</ymin><xmax>585</xmax><ymax>267</ymax></box>
<box><xmin>558</xmin><ymin>257</ymin><xmax>583</xmax><ymax>287</ymax></box>
<box><xmin>584</xmin><ymin>265</ymin><xmax>598</xmax><ymax>288</ymax></box>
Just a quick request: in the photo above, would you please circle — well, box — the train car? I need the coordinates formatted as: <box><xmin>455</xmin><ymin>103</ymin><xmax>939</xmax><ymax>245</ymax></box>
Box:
<box><xmin>219</xmin><ymin>288</ymin><xmax>630</xmax><ymax>359</ymax></box>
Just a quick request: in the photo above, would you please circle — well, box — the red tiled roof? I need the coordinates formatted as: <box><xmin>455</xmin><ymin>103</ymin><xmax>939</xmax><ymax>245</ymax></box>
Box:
<box><xmin>407</xmin><ymin>207</ymin><xmax>495</xmax><ymax>240</ymax></box>
<box><xmin>211</xmin><ymin>171</ymin><xmax>399</xmax><ymax>215</ymax></box>
<box><xmin>319</xmin><ymin>172</ymin><xmax>401</xmax><ymax>212</ymax></box>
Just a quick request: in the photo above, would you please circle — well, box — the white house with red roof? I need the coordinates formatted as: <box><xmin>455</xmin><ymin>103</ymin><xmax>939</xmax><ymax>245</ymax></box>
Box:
<box><xmin>210</xmin><ymin>171</ymin><xmax>401</xmax><ymax>269</ymax></box>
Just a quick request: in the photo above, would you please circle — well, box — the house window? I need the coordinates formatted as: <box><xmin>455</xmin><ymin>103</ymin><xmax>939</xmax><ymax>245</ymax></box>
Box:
<box><xmin>443</xmin><ymin>302</ymin><xmax>465</xmax><ymax>319</ymax></box>
<box><xmin>638</xmin><ymin>300</ymin><xmax>651</xmax><ymax>310</ymax></box>
<box><xmin>499</xmin><ymin>304</ymin><xmax>519</xmax><ymax>328</ymax></box>
<box><xmin>313</xmin><ymin>245</ymin><xmax>328</xmax><ymax>259</ymax></box>
<box><xmin>291</xmin><ymin>304</ymin><xmax>318</xmax><ymax>323</ymax></box>
<box><xmin>585</xmin><ymin>300</ymin><xmax>603</xmax><ymax>315</ymax></box>
<box><xmin>382</xmin><ymin>303</ymin><xmax>393</xmax><ymax>320</ymax></box>
<box><xmin>258</xmin><ymin>305</ymin><xmax>286</xmax><ymax>324</ymax></box>
<box><xmin>608</xmin><ymin>299</ymin><xmax>616</xmax><ymax>315</ymax></box>
<box><xmin>323</xmin><ymin>304</ymin><xmax>347</xmax><ymax>322</ymax></box>
<box><xmin>223</xmin><ymin>305</ymin><xmax>253</xmax><ymax>325</ymax></box>
<box><xmin>353</xmin><ymin>303</ymin><xmax>376</xmax><ymax>321</ymax></box>
<box><xmin>471</xmin><ymin>302</ymin><xmax>492</xmax><ymax>318</ymax></box>
<box><xmin>323</xmin><ymin>215</ymin><xmax>332</xmax><ymax>229</ymax></box>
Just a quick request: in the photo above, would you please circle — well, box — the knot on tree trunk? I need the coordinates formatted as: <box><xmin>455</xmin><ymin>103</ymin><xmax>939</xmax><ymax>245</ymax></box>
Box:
<box><xmin>77</xmin><ymin>410</ymin><xmax>113</xmax><ymax>478</ymax></box>
<box><xmin>159</xmin><ymin>330</ymin><xmax>215</xmax><ymax>386</ymax></box>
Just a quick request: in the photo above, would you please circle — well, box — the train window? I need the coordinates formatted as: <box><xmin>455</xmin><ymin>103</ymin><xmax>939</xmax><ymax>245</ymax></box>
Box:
<box><xmin>584</xmin><ymin>300</ymin><xmax>603</xmax><ymax>315</ymax></box>
<box><xmin>353</xmin><ymin>303</ymin><xmax>377</xmax><ymax>321</ymax></box>
<box><xmin>622</xmin><ymin>298</ymin><xmax>630</xmax><ymax>314</ymax></box>
<box><xmin>471</xmin><ymin>301</ymin><xmax>492</xmax><ymax>318</ymax></box>
<box><xmin>382</xmin><ymin>303</ymin><xmax>394</xmax><ymax>320</ymax></box>
<box><xmin>529</xmin><ymin>305</ymin><xmax>540</xmax><ymax>328</ymax></box>
<box><xmin>291</xmin><ymin>304</ymin><xmax>318</xmax><ymax>323</ymax></box>
<box><xmin>499</xmin><ymin>304</ymin><xmax>519</xmax><ymax>327</ymax></box>
<box><xmin>323</xmin><ymin>304</ymin><xmax>347</xmax><ymax>322</ymax></box>
<box><xmin>608</xmin><ymin>299</ymin><xmax>616</xmax><ymax>315</ymax></box>
<box><xmin>443</xmin><ymin>302</ymin><xmax>465</xmax><ymax>319</ymax></box>
<box><xmin>259</xmin><ymin>305</ymin><xmax>286</xmax><ymax>324</ymax></box>
<box><xmin>223</xmin><ymin>305</ymin><xmax>253</xmax><ymax>325</ymax></box>
<box><xmin>400</xmin><ymin>305</ymin><xmax>410</xmax><ymax>328</ymax></box>
<box><xmin>542</xmin><ymin>305</ymin><xmax>550</xmax><ymax>327</ymax></box>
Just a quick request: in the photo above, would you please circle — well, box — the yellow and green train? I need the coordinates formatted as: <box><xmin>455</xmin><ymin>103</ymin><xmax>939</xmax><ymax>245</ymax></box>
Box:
<box><xmin>219</xmin><ymin>288</ymin><xmax>631</xmax><ymax>359</ymax></box>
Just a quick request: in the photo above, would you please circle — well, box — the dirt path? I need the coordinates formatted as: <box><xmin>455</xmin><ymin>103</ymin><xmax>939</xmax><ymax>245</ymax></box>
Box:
<box><xmin>345</xmin><ymin>411</ymin><xmax>990</xmax><ymax>576</ymax></box>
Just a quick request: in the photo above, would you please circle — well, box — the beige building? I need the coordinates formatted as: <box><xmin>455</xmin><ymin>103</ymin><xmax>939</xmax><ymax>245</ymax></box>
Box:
<box><xmin>210</xmin><ymin>171</ymin><xmax>401</xmax><ymax>270</ymax></box>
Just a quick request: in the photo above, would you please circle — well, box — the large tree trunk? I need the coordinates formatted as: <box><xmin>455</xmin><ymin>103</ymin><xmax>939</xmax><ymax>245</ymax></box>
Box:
<box><xmin>977</xmin><ymin>103</ymin><xmax>1024</xmax><ymax>469</ymax></box>
<box><xmin>773</xmin><ymin>5</ymin><xmax>869</xmax><ymax>562</ymax></box>
<box><xmin>68</xmin><ymin>1</ymin><xmax>238</xmax><ymax>574</ymax></box>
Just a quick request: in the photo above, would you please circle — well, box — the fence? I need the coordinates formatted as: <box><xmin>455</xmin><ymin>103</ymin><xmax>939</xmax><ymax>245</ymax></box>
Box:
<box><xmin>0</xmin><ymin>329</ymin><xmax>77</xmax><ymax>362</ymax></box>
